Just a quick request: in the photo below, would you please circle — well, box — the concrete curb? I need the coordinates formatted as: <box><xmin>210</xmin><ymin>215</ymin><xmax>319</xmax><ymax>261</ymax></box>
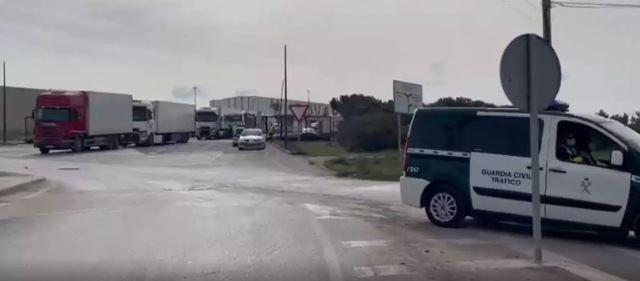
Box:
<box><xmin>0</xmin><ymin>176</ymin><xmax>47</xmax><ymax>197</ymax></box>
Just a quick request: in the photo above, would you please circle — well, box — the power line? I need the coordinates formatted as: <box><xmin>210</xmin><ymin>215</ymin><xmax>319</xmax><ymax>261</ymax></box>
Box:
<box><xmin>524</xmin><ymin>0</ymin><xmax>538</xmax><ymax>8</ymax></box>
<box><xmin>500</xmin><ymin>0</ymin><xmax>539</xmax><ymax>23</ymax></box>
<box><xmin>553</xmin><ymin>1</ymin><xmax>640</xmax><ymax>9</ymax></box>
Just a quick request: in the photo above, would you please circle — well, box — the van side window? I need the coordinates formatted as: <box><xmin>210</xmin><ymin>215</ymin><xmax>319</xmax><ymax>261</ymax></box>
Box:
<box><xmin>467</xmin><ymin>116</ymin><xmax>542</xmax><ymax>158</ymax></box>
<box><xmin>408</xmin><ymin>111</ymin><xmax>542</xmax><ymax>157</ymax></box>
<box><xmin>556</xmin><ymin>121</ymin><xmax>621</xmax><ymax>168</ymax></box>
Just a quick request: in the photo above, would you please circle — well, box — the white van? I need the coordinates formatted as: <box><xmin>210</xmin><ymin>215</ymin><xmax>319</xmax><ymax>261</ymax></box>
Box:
<box><xmin>400</xmin><ymin>108</ymin><xmax>640</xmax><ymax>240</ymax></box>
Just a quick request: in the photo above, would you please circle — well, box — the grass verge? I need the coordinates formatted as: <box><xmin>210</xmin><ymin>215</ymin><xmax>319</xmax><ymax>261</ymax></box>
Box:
<box><xmin>323</xmin><ymin>151</ymin><xmax>401</xmax><ymax>181</ymax></box>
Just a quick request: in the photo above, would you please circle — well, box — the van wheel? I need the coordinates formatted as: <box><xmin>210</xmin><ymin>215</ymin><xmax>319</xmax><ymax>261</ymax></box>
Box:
<box><xmin>424</xmin><ymin>186</ymin><xmax>466</xmax><ymax>228</ymax></box>
<box><xmin>39</xmin><ymin>147</ymin><xmax>50</xmax><ymax>154</ymax></box>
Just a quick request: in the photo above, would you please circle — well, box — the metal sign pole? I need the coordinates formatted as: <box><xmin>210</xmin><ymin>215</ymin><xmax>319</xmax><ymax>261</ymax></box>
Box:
<box><xmin>526</xmin><ymin>35</ymin><xmax>543</xmax><ymax>264</ymax></box>
<box><xmin>2</xmin><ymin>61</ymin><xmax>6</xmax><ymax>144</ymax></box>
<box><xmin>397</xmin><ymin>114</ymin><xmax>402</xmax><ymax>152</ymax></box>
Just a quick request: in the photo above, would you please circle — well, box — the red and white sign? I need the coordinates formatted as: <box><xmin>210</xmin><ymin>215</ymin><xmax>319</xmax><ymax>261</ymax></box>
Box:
<box><xmin>289</xmin><ymin>104</ymin><xmax>309</xmax><ymax>122</ymax></box>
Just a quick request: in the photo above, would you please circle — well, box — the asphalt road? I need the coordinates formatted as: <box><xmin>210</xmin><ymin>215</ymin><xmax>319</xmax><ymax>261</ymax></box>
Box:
<box><xmin>0</xmin><ymin>140</ymin><xmax>639</xmax><ymax>281</ymax></box>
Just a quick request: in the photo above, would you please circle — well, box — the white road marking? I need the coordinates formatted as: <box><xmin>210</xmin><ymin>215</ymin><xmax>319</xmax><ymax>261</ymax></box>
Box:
<box><xmin>304</xmin><ymin>203</ymin><xmax>338</xmax><ymax>217</ymax></box>
<box><xmin>353</xmin><ymin>267</ymin><xmax>375</xmax><ymax>278</ymax></box>
<box><xmin>0</xmin><ymin>202</ymin><xmax>9</xmax><ymax>207</ymax></box>
<box><xmin>304</xmin><ymin>203</ymin><xmax>386</xmax><ymax>219</ymax></box>
<box><xmin>423</xmin><ymin>238</ymin><xmax>495</xmax><ymax>245</ymax></box>
<box><xmin>317</xmin><ymin>215</ymin><xmax>352</xmax><ymax>220</ymax></box>
<box><xmin>20</xmin><ymin>185</ymin><xmax>51</xmax><ymax>199</ymax></box>
<box><xmin>451</xmin><ymin>258</ymin><xmax>534</xmax><ymax>270</ymax></box>
<box><xmin>372</xmin><ymin>265</ymin><xmax>411</xmax><ymax>276</ymax></box>
<box><xmin>342</xmin><ymin>240</ymin><xmax>389</xmax><ymax>248</ymax></box>
<box><xmin>353</xmin><ymin>265</ymin><xmax>411</xmax><ymax>278</ymax></box>
<box><xmin>310</xmin><ymin>214</ymin><xmax>345</xmax><ymax>281</ymax></box>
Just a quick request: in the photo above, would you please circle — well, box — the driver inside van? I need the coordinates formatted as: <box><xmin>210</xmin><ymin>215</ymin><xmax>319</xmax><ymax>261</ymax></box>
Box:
<box><xmin>557</xmin><ymin>132</ymin><xmax>595</xmax><ymax>165</ymax></box>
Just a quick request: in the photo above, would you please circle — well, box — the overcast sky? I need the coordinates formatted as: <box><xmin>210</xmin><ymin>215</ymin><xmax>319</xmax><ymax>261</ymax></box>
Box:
<box><xmin>1</xmin><ymin>0</ymin><xmax>639</xmax><ymax>113</ymax></box>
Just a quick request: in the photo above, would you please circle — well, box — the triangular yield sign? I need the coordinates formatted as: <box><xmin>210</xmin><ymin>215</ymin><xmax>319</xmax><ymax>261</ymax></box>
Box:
<box><xmin>289</xmin><ymin>104</ymin><xmax>309</xmax><ymax>122</ymax></box>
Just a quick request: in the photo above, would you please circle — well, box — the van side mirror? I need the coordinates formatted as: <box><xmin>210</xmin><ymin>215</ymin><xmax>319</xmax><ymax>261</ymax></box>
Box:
<box><xmin>611</xmin><ymin>150</ymin><xmax>624</xmax><ymax>166</ymax></box>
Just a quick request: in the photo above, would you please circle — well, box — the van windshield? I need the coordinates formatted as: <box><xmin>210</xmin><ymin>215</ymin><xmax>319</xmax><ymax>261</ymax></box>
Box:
<box><xmin>600</xmin><ymin>120</ymin><xmax>640</xmax><ymax>152</ymax></box>
<box><xmin>37</xmin><ymin>108</ymin><xmax>72</xmax><ymax>122</ymax></box>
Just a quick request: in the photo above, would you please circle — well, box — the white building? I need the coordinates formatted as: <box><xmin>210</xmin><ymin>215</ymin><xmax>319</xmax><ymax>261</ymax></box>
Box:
<box><xmin>209</xmin><ymin>95</ymin><xmax>332</xmax><ymax>117</ymax></box>
<box><xmin>209</xmin><ymin>95</ymin><xmax>337</xmax><ymax>135</ymax></box>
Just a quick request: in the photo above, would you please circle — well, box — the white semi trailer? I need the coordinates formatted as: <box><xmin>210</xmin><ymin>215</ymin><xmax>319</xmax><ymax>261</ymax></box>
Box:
<box><xmin>132</xmin><ymin>100</ymin><xmax>195</xmax><ymax>145</ymax></box>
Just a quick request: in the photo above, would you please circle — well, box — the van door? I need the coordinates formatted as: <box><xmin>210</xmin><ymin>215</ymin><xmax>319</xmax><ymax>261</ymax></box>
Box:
<box><xmin>469</xmin><ymin>113</ymin><xmax>548</xmax><ymax>217</ymax></box>
<box><xmin>545</xmin><ymin>118</ymin><xmax>630</xmax><ymax>227</ymax></box>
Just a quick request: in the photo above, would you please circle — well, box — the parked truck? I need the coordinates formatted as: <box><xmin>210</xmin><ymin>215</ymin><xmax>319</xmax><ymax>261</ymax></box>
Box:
<box><xmin>132</xmin><ymin>100</ymin><xmax>195</xmax><ymax>146</ymax></box>
<box><xmin>33</xmin><ymin>90</ymin><xmax>133</xmax><ymax>154</ymax></box>
<box><xmin>195</xmin><ymin>107</ymin><xmax>220</xmax><ymax>140</ymax></box>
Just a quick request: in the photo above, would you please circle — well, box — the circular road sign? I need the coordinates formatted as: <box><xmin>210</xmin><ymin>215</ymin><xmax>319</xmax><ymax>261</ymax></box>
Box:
<box><xmin>500</xmin><ymin>34</ymin><xmax>561</xmax><ymax>112</ymax></box>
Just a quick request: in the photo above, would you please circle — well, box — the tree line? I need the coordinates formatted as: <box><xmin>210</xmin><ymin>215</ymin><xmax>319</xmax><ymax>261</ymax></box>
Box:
<box><xmin>596</xmin><ymin>110</ymin><xmax>640</xmax><ymax>133</ymax></box>
<box><xmin>330</xmin><ymin>94</ymin><xmax>639</xmax><ymax>152</ymax></box>
<box><xmin>330</xmin><ymin>94</ymin><xmax>496</xmax><ymax>152</ymax></box>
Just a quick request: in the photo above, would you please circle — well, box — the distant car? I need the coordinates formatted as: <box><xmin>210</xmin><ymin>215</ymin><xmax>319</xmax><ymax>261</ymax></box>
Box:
<box><xmin>302</xmin><ymin>127</ymin><xmax>317</xmax><ymax>134</ymax></box>
<box><xmin>232</xmin><ymin>127</ymin><xmax>245</xmax><ymax>147</ymax></box>
<box><xmin>237</xmin><ymin>128</ymin><xmax>266</xmax><ymax>150</ymax></box>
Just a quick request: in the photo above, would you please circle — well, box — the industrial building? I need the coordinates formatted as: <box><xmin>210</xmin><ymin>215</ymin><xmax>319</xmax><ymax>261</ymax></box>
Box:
<box><xmin>0</xmin><ymin>86</ymin><xmax>43</xmax><ymax>141</ymax></box>
<box><xmin>209</xmin><ymin>95</ymin><xmax>337</xmax><ymax>136</ymax></box>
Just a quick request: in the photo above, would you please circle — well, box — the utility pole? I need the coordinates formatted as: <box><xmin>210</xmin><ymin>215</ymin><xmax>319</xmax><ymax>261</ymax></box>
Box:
<box><xmin>279</xmin><ymin>80</ymin><xmax>284</xmax><ymax>138</ymax></box>
<box><xmin>542</xmin><ymin>0</ymin><xmax>552</xmax><ymax>43</ymax></box>
<box><xmin>2</xmin><ymin>61</ymin><xmax>6</xmax><ymax>144</ymax></box>
<box><xmin>193</xmin><ymin>86</ymin><xmax>197</xmax><ymax>132</ymax></box>
<box><xmin>283</xmin><ymin>45</ymin><xmax>288</xmax><ymax>149</ymax></box>
<box><xmin>306</xmin><ymin>89</ymin><xmax>310</xmax><ymax>127</ymax></box>
<box><xmin>193</xmin><ymin>86</ymin><xmax>197</xmax><ymax>109</ymax></box>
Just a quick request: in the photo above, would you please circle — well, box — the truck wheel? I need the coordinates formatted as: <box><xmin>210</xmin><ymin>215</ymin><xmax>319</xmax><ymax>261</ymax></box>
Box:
<box><xmin>39</xmin><ymin>147</ymin><xmax>50</xmax><ymax>154</ymax></box>
<box><xmin>146</xmin><ymin>134</ymin><xmax>154</xmax><ymax>146</ymax></box>
<box><xmin>72</xmin><ymin>138</ymin><xmax>83</xmax><ymax>152</ymax></box>
<box><xmin>424</xmin><ymin>185</ymin><xmax>466</xmax><ymax>228</ymax></box>
<box><xmin>110</xmin><ymin>136</ymin><xmax>120</xmax><ymax>150</ymax></box>
<box><xmin>196</xmin><ymin>135</ymin><xmax>202</xmax><ymax>140</ymax></box>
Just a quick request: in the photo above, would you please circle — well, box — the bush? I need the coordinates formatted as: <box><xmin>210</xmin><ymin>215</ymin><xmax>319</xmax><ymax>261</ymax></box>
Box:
<box><xmin>337</xmin><ymin>111</ymin><xmax>397</xmax><ymax>152</ymax></box>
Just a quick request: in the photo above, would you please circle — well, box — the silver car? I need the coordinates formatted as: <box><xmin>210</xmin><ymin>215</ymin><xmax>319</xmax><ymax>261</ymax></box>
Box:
<box><xmin>237</xmin><ymin>128</ymin><xmax>266</xmax><ymax>150</ymax></box>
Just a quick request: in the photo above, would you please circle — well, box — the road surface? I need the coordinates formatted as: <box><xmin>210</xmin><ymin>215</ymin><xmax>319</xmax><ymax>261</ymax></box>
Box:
<box><xmin>0</xmin><ymin>140</ymin><xmax>638</xmax><ymax>281</ymax></box>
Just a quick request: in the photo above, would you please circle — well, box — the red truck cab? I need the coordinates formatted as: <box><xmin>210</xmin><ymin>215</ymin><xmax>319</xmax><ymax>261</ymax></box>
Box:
<box><xmin>33</xmin><ymin>91</ymin><xmax>87</xmax><ymax>154</ymax></box>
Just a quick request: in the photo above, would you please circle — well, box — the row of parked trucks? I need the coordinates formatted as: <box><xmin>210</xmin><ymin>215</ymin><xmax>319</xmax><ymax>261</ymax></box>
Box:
<box><xmin>32</xmin><ymin>90</ymin><xmax>224</xmax><ymax>154</ymax></box>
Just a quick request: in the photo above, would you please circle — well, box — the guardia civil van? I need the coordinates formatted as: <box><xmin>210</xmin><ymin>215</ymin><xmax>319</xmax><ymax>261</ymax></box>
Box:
<box><xmin>400</xmin><ymin>107</ymin><xmax>640</xmax><ymax>240</ymax></box>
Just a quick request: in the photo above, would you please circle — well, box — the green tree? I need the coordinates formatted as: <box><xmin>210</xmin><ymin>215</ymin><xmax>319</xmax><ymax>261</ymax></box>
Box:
<box><xmin>330</xmin><ymin>94</ymin><xmax>396</xmax><ymax>152</ymax></box>
<box><xmin>610</xmin><ymin>113</ymin><xmax>630</xmax><ymax>126</ymax></box>
<box><xmin>330</xmin><ymin>94</ymin><xmax>392</xmax><ymax>119</ymax></box>
<box><xmin>596</xmin><ymin>109</ymin><xmax>609</xmax><ymax>118</ymax></box>
<box><xmin>427</xmin><ymin>97</ymin><xmax>497</xmax><ymax>107</ymax></box>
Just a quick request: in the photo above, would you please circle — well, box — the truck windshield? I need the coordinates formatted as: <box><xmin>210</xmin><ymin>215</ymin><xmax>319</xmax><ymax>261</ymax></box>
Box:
<box><xmin>224</xmin><ymin>115</ymin><xmax>243</xmax><ymax>122</ymax></box>
<box><xmin>132</xmin><ymin>106</ymin><xmax>148</xmax><ymax>121</ymax></box>
<box><xmin>37</xmin><ymin>108</ymin><xmax>72</xmax><ymax>122</ymax></box>
<box><xmin>196</xmin><ymin>112</ymin><xmax>218</xmax><ymax>122</ymax></box>
<box><xmin>600</xmin><ymin>120</ymin><xmax>640</xmax><ymax>152</ymax></box>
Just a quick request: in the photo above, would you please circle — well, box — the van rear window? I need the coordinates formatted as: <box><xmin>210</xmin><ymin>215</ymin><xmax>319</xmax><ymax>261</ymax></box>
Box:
<box><xmin>408</xmin><ymin>111</ymin><xmax>541</xmax><ymax>158</ymax></box>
